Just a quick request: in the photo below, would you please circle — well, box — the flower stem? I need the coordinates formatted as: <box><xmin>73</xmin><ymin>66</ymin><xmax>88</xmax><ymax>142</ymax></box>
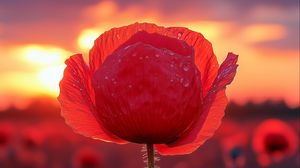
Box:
<box><xmin>146</xmin><ymin>143</ymin><xmax>154</xmax><ymax>168</ymax></box>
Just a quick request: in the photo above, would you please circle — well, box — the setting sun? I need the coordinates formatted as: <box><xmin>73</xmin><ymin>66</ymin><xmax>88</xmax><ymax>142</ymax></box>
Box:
<box><xmin>21</xmin><ymin>45</ymin><xmax>68</xmax><ymax>66</ymax></box>
<box><xmin>37</xmin><ymin>65</ymin><xmax>66</xmax><ymax>96</ymax></box>
<box><xmin>0</xmin><ymin>45</ymin><xmax>71</xmax><ymax>100</ymax></box>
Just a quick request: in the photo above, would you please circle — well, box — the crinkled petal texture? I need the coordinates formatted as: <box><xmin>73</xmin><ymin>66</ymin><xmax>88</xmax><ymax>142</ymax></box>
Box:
<box><xmin>58</xmin><ymin>54</ymin><xmax>127</xmax><ymax>144</ymax></box>
<box><xmin>59</xmin><ymin>23</ymin><xmax>238</xmax><ymax>155</ymax></box>
<box><xmin>155</xmin><ymin>52</ymin><xmax>238</xmax><ymax>155</ymax></box>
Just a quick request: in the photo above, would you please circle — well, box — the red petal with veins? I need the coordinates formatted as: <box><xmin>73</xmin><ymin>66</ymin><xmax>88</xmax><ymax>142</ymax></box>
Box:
<box><xmin>89</xmin><ymin>23</ymin><xmax>174</xmax><ymax>74</ymax></box>
<box><xmin>58</xmin><ymin>54</ymin><xmax>127</xmax><ymax>144</ymax></box>
<box><xmin>166</xmin><ymin>27</ymin><xmax>219</xmax><ymax>97</ymax></box>
<box><xmin>156</xmin><ymin>53</ymin><xmax>238</xmax><ymax>155</ymax></box>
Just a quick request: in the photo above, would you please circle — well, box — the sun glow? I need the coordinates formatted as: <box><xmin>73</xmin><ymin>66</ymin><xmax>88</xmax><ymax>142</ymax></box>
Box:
<box><xmin>8</xmin><ymin>45</ymin><xmax>71</xmax><ymax>97</ymax></box>
<box><xmin>77</xmin><ymin>29</ymin><xmax>102</xmax><ymax>50</ymax></box>
<box><xmin>37</xmin><ymin>65</ymin><xmax>66</xmax><ymax>96</ymax></box>
<box><xmin>21</xmin><ymin>45</ymin><xmax>68</xmax><ymax>65</ymax></box>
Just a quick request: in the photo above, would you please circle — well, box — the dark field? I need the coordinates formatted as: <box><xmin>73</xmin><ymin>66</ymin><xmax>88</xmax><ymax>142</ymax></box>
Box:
<box><xmin>0</xmin><ymin>99</ymin><xmax>299</xmax><ymax>168</ymax></box>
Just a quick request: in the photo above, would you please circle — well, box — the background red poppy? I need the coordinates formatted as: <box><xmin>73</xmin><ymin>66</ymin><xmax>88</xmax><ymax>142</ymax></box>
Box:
<box><xmin>72</xmin><ymin>146</ymin><xmax>103</xmax><ymax>168</ymax></box>
<box><xmin>221</xmin><ymin>132</ymin><xmax>248</xmax><ymax>168</ymax></box>
<box><xmin>252</xmin><ymin>119</ymin><xmax>299</xmax><ymax>166</ymax></box>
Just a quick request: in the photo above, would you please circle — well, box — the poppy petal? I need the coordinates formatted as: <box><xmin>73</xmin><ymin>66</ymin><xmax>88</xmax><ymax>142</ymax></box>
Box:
<box><xmin>156</xmin><ymin>53</ymin><xmax>238</xmax><ymax>155</ymax></box>
<box><xmin>58</xmin><ymin>54</ymin><xmax>127</xmax><ymax>144</ymax></box>
<box><xmin>89</xmin><ymin>23</ymin><xmax>176</xmax><ymax>74</ymax></box>
<box><xmin>117</xmin><ymin>31</ymin><xmax>193</xmax><ymax>57</ymax></box>
<box><xmin>166</xmin><ymin>27</ymin><xmax>219</xmax><ymax>97</ymax></box>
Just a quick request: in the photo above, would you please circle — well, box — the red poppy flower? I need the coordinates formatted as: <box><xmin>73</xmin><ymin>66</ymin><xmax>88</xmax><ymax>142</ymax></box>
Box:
<box><xmin>252</xmin><ymin>119</ymin><xmax>298</xmax><ymax>166</ymax></box>
<box><xmin>0</xmin><ymin>122</ymin><xmax>15</xmax><ymax>164</ymax></box>
<box><xmin>221</xmin><ymin>133</ymin><xmax>248</xmax><ymax>168</ymax></box>
<box><xmin>0</xmin><ymin>123</ymin><xmax>13</xmax><ymax>148</ymax></box>
<box><xmin>72</xmin><ymin>146</ymin><xmax>102</xmax><ymax>168</ymax></box>
<box><xmin>0</xmin><ymin>131</ymin><xmax>9</xmax><ymax>148</ymax></box>
<box><xmin>58</xmin><ymin>23</ymin><xmax>238</xmax><ymax>155</ymax></box>
<box><xmin>16</xmin><ymin>148</ymin><xmax>46</xmax><ymax>168</ymax></box>
<box><xmin>20</xmin><ymin>127</ymin><xmax>44</xmax><ymax>151</ymax></box>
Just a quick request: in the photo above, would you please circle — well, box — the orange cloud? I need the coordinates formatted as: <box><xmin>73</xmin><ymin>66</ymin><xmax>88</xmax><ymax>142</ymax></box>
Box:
<box><xmin>240</xmin><ymin>24</ymin><xmax>287</xmax><ymax>43</ymax></box>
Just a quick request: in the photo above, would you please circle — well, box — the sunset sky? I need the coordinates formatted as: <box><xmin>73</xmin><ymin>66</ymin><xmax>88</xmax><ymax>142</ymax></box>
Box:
<box><xmin>0</xmin><ymin>0</ymin><xmax>299</xmax><ymax>110</ymax></box>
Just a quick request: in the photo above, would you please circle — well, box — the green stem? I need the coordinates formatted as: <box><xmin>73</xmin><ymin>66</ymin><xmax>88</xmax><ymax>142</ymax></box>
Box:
<box><xmin>146</xmin><ymin>143</ymin><xmax>154</xmax><ymax>168</ymax></box>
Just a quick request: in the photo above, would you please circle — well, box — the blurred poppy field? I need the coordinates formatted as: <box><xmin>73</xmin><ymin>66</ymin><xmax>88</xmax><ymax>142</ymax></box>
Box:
<box><xmin>0</xmin><ymin>100</ymin><xmax>299</xmax><ymax>168</ymax></box>
<box><xmin>0</xmin><ymin>0</ymin><xmax>299</xmax><ymax>168</ymax></box>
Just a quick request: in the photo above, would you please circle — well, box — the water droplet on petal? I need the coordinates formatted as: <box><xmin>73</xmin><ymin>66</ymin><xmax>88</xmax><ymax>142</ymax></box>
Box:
<box><xmin>183</xmin><ymin>65</ymin><xmax>190</xmax><ymax>71</ymax></box>
<box><xmin>104</xmin><ymin>76</ymin><xmax>109</xmax><ymax>80</ymax></box>
<box><xmin>180</xmin><ymin>78</ymin><xmax>184</xmax><ymax>83</ymax></box>
<box><xmin>155</xmin><ymin>54</ymin><xmax>160</xmax><ymax>58</ymax></box>
<box><xmin>124</xmin><ymin>45</ymin><xmax>131</xmax><ymax>50</ymax></box>
<box><xmin>132</xmin><ymin>53</ymin><xmax>137</xmax><ymax>57</ymax></box>
<box><xmin>177</xmin><ymin>32</ymin><xmax>183</xmax><ymax>39</ymax></box>
<box><xmin>139</xmin><ymin>57</ymin><xmax>143</xmax><ymax>60</ymax></box>
<box><xmin>128</xmin><ymin>85</ymin><xmax>132</xmax><ymax>88</ymax></box>
<box><xmin>118</xmin><ymin>59</ymin><xmax>121</xmax><ymax>63</ymax></box>
<box><xmin>183</xmin><ymin>81</ymin><xmax>190</xmax><ymax>87</ymax></box>
<box><xmin>170</xmin><ymin>79</ymin><xmax>174</xmax><ymax>83</ymax></box>
<box><xmin>145</xmin><ymin>55</ymin><xmax>149</xmax><ymax>59</ymax></box>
